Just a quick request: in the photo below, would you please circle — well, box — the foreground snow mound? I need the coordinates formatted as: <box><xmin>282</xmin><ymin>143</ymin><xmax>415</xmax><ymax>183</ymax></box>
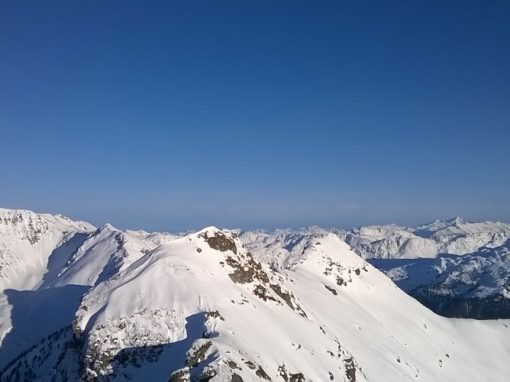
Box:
<box><xmin>2</xmin><ymin>225</ymin><xmax>508</xmax><ymax>381</ymax></box>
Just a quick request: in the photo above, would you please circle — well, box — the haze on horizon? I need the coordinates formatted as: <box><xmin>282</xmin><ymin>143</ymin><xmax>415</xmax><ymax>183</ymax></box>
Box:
<box><xmin>1</xmin><ymin>1</ymin><xmax>509</xmax><ymax>232</ymax></box>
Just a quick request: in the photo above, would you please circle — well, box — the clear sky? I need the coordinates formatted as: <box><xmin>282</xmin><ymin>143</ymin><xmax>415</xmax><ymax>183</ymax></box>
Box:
<box><xmin>1</xmin><ymin>1</ymin><xmax>509</xmax><ymax>231</ymax></box>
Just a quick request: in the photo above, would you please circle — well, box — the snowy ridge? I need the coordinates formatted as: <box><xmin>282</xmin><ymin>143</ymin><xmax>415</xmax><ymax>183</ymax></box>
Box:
<box><xmin>339</xmin><ymin>217</ymin><xmax>510</xmax><ymax>260</ymax></box>
<box><xmin>0</xmin><ymin>210</ymin><xmax>177</xmax><ymax>371</ymax></box>
<box><xmin>0</xmin><ymin>208</ymin><xmax>95</xmax><ymax>291</ymax></box>
<box><xmin>242</xmin><ymin>220</ymin><xmax>510</xmax><ymax>319</ymax></box>
<box><xmin>45</xmin><ymin>223</ymin><xmax>178</xmax><ymax>289</ymax></box>
<box><xmin>0</xmin><ymin>209</ymin><xmax>509</xmax><ymax>381</ymax></box>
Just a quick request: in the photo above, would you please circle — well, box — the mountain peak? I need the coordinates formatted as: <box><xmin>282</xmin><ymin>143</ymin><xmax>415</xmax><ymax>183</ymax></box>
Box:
<box><xmin>98</xmin><ymin>222</ymin><xmax>119</xmax><ymax>232</ymax></box>
<box><xmin>445</xmin><ymin>216</ymin><xmax>468</xmax><ymax>225</ymax></box>
<box><xmin>1</xmin><ymin>209</ymin><xmax>510</xmax><ymax>381</ymax></box>
<box><xmin>196</xmin><ymin>225</ymin><xmax>222</xmax><ymax>235</ymax></box>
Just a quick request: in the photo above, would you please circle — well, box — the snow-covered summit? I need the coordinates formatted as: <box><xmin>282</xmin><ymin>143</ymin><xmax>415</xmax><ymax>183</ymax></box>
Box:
<box><xmin>0</xmin><ymin>209</ymin><xmax>509</xmax><ymax>381</ymax></box>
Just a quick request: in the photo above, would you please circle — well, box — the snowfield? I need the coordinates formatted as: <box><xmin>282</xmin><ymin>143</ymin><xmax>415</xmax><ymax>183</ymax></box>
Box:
<box><xmin>0</xmin><ymin>209</ymin><xmax>509</xmax><ymax>381</ymax></box>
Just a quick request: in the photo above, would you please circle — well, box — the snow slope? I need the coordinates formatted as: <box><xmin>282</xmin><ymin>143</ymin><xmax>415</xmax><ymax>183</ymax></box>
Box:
<box><xmin>370</xmin><ymin>240</ymin><xmax>510</xmax><ymax>318</ymax></box>
<box><xmin>0</xmin><ymin>208</ymin><xmax>94</xmax><ymax>291</ymax></box>
<box><xmin>0</xmin><ymin>209</ymin><xmax>178</xmax><ymax>370</ymax></box>
<box><xmin>0</xmin><ymin>209</ymin><xmax>509</xmax><ymax>381</ymax></box>
<box><xmin>0</xmin><ymin>208</ymin><xmax>95</xmax><ymax>352</ymax></box>
<box><xmin>241</xmin><ymin>219</ymin><xmax>510</xmax><ymax>318</ymax></box>
<box><xmin>333</xmin><ymin>218</ymin><xmax>510</xmax><ymax>318</ymax></box>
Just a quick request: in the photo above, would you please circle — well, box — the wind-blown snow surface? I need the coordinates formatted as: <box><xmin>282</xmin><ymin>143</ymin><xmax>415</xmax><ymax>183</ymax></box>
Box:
<box><xmin>0</xmin><ymin>209</ymin><xmax>509</xmax><ymax>381</ymax></box>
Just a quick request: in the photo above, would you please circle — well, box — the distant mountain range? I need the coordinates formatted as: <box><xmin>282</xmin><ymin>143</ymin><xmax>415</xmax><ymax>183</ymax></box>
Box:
<box><xmin>0</xmin><ymin>208</ymin><xmax>509</xmax><ymax>381</ymax></box>
<box><xmin>244</xmin><ymin>217</ymin><xmax>510</xmax><ymax>319</ymax></box>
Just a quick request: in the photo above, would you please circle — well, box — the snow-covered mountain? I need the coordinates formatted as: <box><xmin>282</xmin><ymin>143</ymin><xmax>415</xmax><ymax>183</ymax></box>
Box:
<box><xmin>0</xmin><ymin>208</ymin><xmax>95</xmax><ymax>291</ymax></box>
<box><xmin>331</xmin><ymin>218</ymin><xmax>510</xmax><ymax>319</ymax></box>
<box><xmin>0</xmin><ymin>209</ymin><xmax>509</xmax><ymax>381</ymax></box>
<box><xmin>369</xmin><ymin>241</ymin><xmax>510</xmax><ymax>319</ymax></box>
<box><xmin>338</xmin><ymin>217</ymin><xmax>510</xmax><ymax>260</ymax></box>
<box><xmin>242</xmin><ymin>219</ymin><xmax>510</xmax><ymax>319</ymax></box>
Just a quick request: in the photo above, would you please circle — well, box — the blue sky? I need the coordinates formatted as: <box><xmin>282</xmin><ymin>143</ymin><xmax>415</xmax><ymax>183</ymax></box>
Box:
<box><xmin>1</xmin><ymin>1</ymin><xmax>509</xmax><ymax>231</ymax></box>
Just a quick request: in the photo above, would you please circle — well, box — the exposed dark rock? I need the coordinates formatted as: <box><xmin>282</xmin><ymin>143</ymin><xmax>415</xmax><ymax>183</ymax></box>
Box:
<box><xmin>205</xmin><ymin>310</ymin><xmax>225</xmax><ymax>321</ymax></box>
<box><xmin>278</xmin><ymin>364</ymin><xmax>289</xmax><ymax>381</ymax></box>
<box><xmin>344</xmin><ymin>357</ymin><xmax>356</xmax><ymax>382</ymax></box>
<box><xmin>225</xmin><ymin>250</ymin><xmax>306</xmax><ymax>317</ymax></box>
<box><xmin>289</xmin><ymin>373</ymin><xmax>305</xmax><ymax>382</ymax></box>
<box><xmin>253</xmin><ymin>285</ymin><xmax>278</xmax><ymax>303</ymax></box>
<box><xmin>186</xmin><ymin>341</ymin><xmax>213</xmax><ymax>367</ymax></box>
<box><xmin>169</xmin><ymin>367</ymin><xmax>190</xmax><ymax>382</ymax></box>
<box><xmin>269</xmin><ymin>284</ymin><xmax>292</xmax><ymax>307</ymax></box>
<box><xmin>226</xmin><ymin>255</ymin><xmax>269</xmax><ymax>284</ymax></box>
<box><xmin>200</xmin><ymin>231</ymin><xmax>237</xmax><ymax>254</ymax></box>
<box><xmin>269</xmin><ymin>283</ymin><xmax>307</xmax><ymax>318</ymax></box>
<box><xmin>324</xmin><ymin>285</ymin><xmax>338</xmax><ymax>295</ymax></box>
<box><xmin>256</xmin><ymin>366</ymin><xmax>271</xmax><ymax>380</ymax></box>
<box><xmin>227</xmin><ymin>360</ymin><xmax>241</xmax><ymax>370</ymax></box>
<box><xmin>278</xmin><ymin>364</ymin><xmax>306</xmax><ymax>382</ymax></box>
